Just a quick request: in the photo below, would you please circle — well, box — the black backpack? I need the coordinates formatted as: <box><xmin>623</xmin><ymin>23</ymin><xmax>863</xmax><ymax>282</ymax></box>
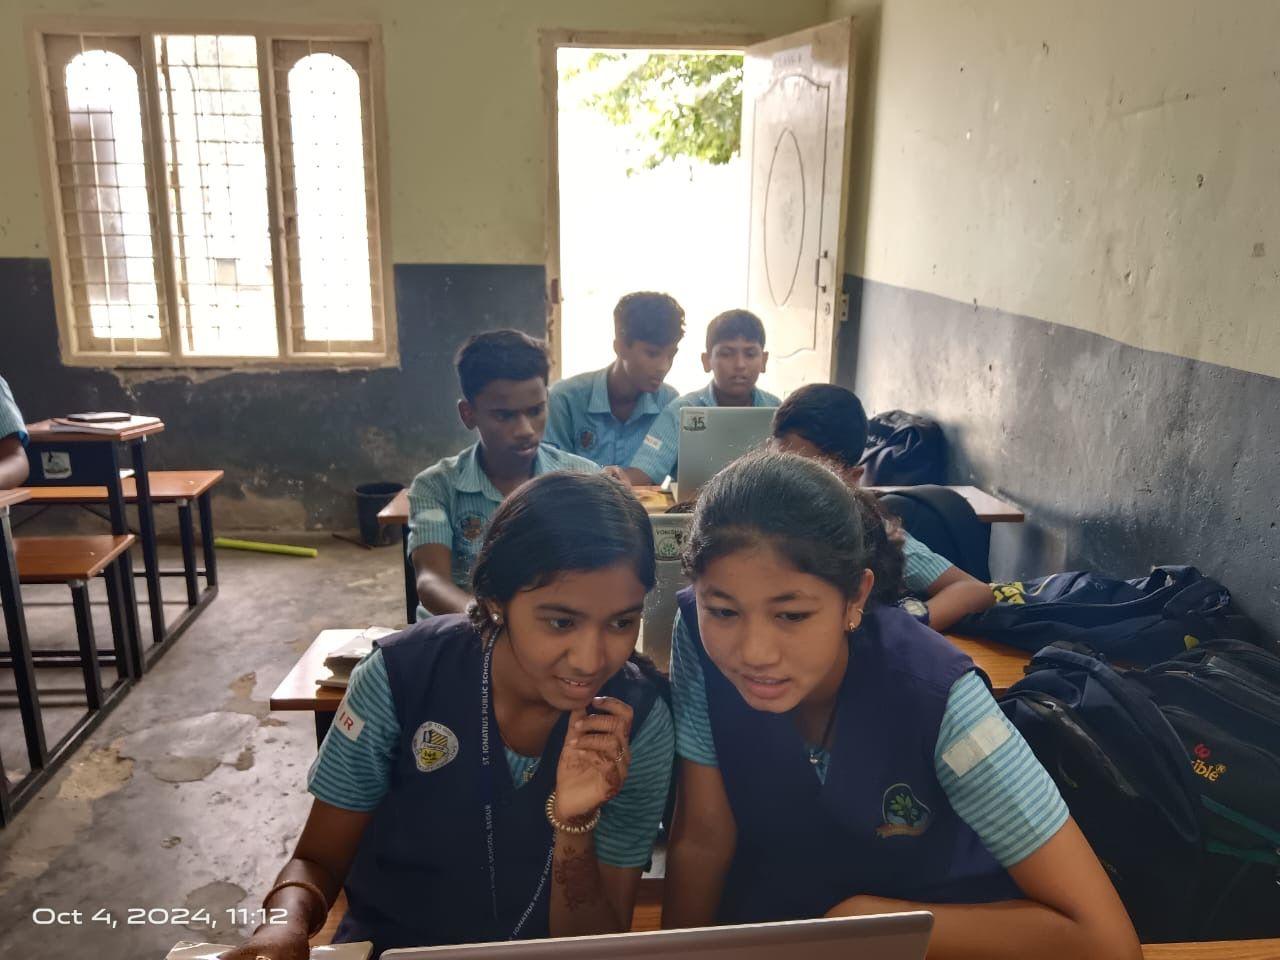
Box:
<box><xmin>1001</xmin><ymin>643</ymin><xmax>1280</xmax><ymax>941</ymax></box>
<box><xmin>859</xmin><ymin>410</ymin><xmax>946</xmax><ymax>485</ymax></box>
<box><xmin>955</xmin><ymin>565</ymin><xmax>1253</xmax><ymax>666</ymax></box>
<box><xmin>877</xmin><ymin>485</ymin><xmax>991</xmax><ymax>581</ymax></box>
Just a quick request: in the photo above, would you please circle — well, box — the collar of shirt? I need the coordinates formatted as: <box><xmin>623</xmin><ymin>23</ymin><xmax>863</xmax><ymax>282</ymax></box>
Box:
<box><xmin>455</xmin><ymin>442</ymin><xmax>565</xmax><ymax>503</ymax></box>
<box><xmin>692</xmin><ymin>381</ymin><xmax>767</xmax><ymax>408</ymax></box>
<box><xmin>587</xmin><ymin>367</ymin><xmax>665</xmax><ymax>423</ymax></box>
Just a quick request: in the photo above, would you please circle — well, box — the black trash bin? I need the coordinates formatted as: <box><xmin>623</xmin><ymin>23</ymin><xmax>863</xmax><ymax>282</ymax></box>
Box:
<box><xmin>355</xmin><ymin>482</ymin><xmax>405</xmax><ymax>547</ymax></box>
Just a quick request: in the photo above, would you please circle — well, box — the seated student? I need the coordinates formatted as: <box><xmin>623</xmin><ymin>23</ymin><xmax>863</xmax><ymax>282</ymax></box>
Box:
<box><xmin>625</xmin><ymin>308</ymin><xmax>780</xmax><ymax>485</ymax></box>
<box><xmin>408</xmin><ymin>330</ymin><xmax>601</xmax><ymax>619</ymax></box>
<box><xmin>0</xmin><ymin>376</ymin><xmax>30</xmax><ymax>490</ymax></box>
<box><xmin>226</xmin><ymin>473</ymin><xmax>675</xmax><ymax>959</ymax></box>
<box><xmin>546</xmin><ymin>291</ymin><xmax>685</xmax><ymax>467</ymax></box>
<box><xmin>662</xmin><ymin>452</ymin><xmax>1141</xmax><ymax>960</ymax></box>
<box><xmin>772</xmin><ymin>383</ymin><xmax>994</xmax><ymax>632</ymax></box>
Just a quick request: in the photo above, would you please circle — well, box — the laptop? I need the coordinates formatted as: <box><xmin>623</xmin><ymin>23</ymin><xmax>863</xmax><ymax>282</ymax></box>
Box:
<box><xmin>674</xmin><ymin>406</ymin><xmax>776</xmax><ymax>502</ymax></box>
<box><xmin>383</xmin><ymin>912</ymin><xmax>932</xmax><ymax>959</ymax></box>
<box><xmin>638</xmin><ymin>512</ymin><xmax>694</xmax><ymax>671</ymax></box>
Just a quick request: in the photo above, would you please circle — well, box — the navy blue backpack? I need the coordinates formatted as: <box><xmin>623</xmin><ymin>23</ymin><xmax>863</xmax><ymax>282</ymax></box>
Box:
<box><xmin>1001</xmin><ymin>642</ymin><xmax>1280</xmax><ymax>941</ymax></box>
<box><xmin>955</xmin><ymin>565</ymin><xmax>1254</xmax><ymax>666</ymax></box>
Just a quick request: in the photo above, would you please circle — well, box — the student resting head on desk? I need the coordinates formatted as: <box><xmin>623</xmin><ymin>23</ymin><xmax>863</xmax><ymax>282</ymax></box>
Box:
<box><xmin>771</xmin><ymin>383</ymin><xmax>995</xmax><ymax>633</ymax></box>
<box><xmin>661</xmin><ymin>451</ymin><xmax>1141</xmax><ymax>960</ymax></box>
<box><xmin>408</xmin><ymin>330</ymin><xmax>614</xmax><ymax>620</ymax></box>
<box><xmin>225</xmin><ymin>473</ymin><xmax>675</xmax><ymax>959</ymax></box>
<box><xmin>0</xmin><ymin>375</ymin><xmax>30</xmax><ymax>490</ymax></box>
<box><xmin>545</xmin><ymin>291</ymin><xmax>685</xmax><ymax>467</ymax></box>
<box><xmin>623</xmin><ymin>308</ymin><xmax>780</xmax><ymax>486</ymax></box>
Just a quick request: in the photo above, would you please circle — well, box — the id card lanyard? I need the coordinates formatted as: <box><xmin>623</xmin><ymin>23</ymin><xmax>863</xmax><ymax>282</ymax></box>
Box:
<box><xmin>480</xmin><ymin>638</ymin><xmax>556</xmax><ymax>940</ymax></box>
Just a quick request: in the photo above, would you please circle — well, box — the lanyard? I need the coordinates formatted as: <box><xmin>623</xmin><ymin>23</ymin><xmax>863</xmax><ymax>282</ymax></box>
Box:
<box><xmin>480</xmin><ymin>638</ymin><xmax>556</xmax><ymax>940</ymax></box>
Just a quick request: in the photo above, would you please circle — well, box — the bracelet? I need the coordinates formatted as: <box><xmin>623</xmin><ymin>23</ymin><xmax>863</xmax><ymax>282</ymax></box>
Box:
<box><xmin>545</xmin><ymin>791</ymin><xmax>601</xmax><ymax>835</ymax></box>
<box><xmin>263</xmin><ymin>879</ymin><xmax>329</xmax><ymax>939</ymax></box>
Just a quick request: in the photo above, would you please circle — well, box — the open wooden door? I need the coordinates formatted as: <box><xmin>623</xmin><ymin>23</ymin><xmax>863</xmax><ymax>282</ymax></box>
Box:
<box><xmin>742</xmin><ymin>19</ymin><xmax>856</xmax><ymax>397</ymax></box>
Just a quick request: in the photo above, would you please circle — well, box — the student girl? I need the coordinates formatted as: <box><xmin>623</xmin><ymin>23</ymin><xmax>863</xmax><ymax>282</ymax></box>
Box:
<box><xmin>228</xmin><ymin>473</ymin><xmax>674</xmax><ymax>959</ymax></box>
<box><xmin>662</xmin><ymin>452</ymin><xmax>1141</xmax><ymax>959</ymax></box>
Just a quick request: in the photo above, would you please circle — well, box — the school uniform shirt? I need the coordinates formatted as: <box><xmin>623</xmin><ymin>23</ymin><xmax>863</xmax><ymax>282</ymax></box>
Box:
<box><xmin>0</xmin><ymin>376</ymin><xmax>27</xmax><ymax>445</ymax></box>
<box><xmin>670</xmin><ymin>599</ymin><xmax>1068</xmax><ymax>920</ymax></box>
<box><xmin>406</xmin><ymin>442</ymin><xmax>600</xmax><ymax>618</ymax></box>
<box><xmin>545</xmin><ymin>367</ymin><xmax>678</xmax><ymax>467</ymax></box>
<box><xmin>307</xmin><ymin>616</ymin><xmax>675</xmax><ymax>950</ymax></box>
<box><xmin>628</xmin><ymin>381</ymin><xmax>781</xmax><ymax>483</ymax></box>
<box><xmin>902</xmin><ymin>531</ymin><xmax>954</xmax><ymax>594</ymax></box>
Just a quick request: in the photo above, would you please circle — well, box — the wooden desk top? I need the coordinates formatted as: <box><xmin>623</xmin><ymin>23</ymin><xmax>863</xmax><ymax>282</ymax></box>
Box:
<box><xmin>944</xmin><ymin>634</ymin><xmax>1031</xmax><ymax>695</ymax></box>
<box><xmin>270</xmin><ymin>629</ymin><xmax>362</xmax><ymax>712</ymax></box>
<box><xmin>0</xmin><ymin>488</ymin><xmax>32</xmax><ymax>510</ymax></box>
<box><xmin>25</xmin><ymin>416</ymin><xmax>165</xmax><ymax>444</ymax></box>
<box><xmin>870</xmin><ymin>485</ymin><xmax>1024</xmax><ymax>523</ymax></box>
<box><xmin>376</xmin><ymin>484</ymin><xmax>675</xmax><ymax>527</ymax></box>
<box><xmin>1142</xmin><ymin>940</ymin><xmax>1280</xmax><ymax>959</ymax></box>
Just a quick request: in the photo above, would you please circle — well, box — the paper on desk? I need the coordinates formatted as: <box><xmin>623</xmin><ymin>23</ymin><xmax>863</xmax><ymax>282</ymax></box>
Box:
<box><xmin>166</xmin><ymin>941</ymin><xmax>372</xmax><ymax>960</ymax></box>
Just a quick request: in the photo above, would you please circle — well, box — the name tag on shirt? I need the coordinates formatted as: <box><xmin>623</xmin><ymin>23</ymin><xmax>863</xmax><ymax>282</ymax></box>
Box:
<box><xmin>941</xmin><ymin>714</ymin><xmax>1011</xmax><ymax>778</ymax></box>
<box><xmin>644</xmin><ymin>434</ymin><xmax>663</xmax><ymax>451</ymax></box>
<box><xmin>334</xmin><ymin>702</ymin><xmax>366</xmax><ymax>742</ymax></box>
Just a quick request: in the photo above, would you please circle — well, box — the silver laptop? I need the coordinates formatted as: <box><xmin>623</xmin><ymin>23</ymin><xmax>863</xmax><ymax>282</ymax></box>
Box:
<box><xmin>639</xmin><ymin>512</ymin><xmax>694</xmax><ymax>672</ymax></box>
<box><xmin>383</xmin><ymin>912</ymin><xmax>932</xmax><ymax>959</ymax></box>
<box><xmin>675</xmin><ymin>405</ymin><xmax>776</xmax><ymax>502</ymax></box>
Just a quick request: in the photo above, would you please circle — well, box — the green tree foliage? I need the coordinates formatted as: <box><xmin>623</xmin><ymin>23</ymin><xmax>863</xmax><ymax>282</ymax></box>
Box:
<box><xmin>576</xmin><ymin>52</ymin><xmax>743</xmax><ymax>174</ymax></box>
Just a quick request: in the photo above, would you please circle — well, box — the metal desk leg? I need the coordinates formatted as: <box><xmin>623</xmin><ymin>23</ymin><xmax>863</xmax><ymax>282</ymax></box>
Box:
<box><xmin>103</xmin><ymin>444</ymin><xmax>144</xmax><ymax>679</ymax></box>
<box><xmin>198</xmin><ymin>492</ymin><xmax>218</xmax><ymax>588</ymax></box>
<box><xmin>0</xmin><ymin>508</ymin><xmax>48</xmax><ymax>770</ymax></box>
<box><xmin>129</xmin><ymin>438</ymin><xmax>166</xmax><ymax>647</ymax></box>
<box><xmin>70</xmin><ymin>580</ymin><xmax>104</xmax><ymax>711</ymax></box>
<box><xmin>103</xmin><ymin>559</ymin><xmax>136</xmax><ymax>682</ymax></box>
<box><xmin>178</xmin><ymin>499</ymin><xmax>199</xmax><ymax>606</ymax></box>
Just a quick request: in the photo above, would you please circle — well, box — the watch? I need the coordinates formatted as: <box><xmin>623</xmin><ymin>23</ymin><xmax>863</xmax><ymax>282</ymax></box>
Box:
<box><xmin>898</xmin><ymin>597</ymin><xmax>930</xmax><ymax>625</ymax></box>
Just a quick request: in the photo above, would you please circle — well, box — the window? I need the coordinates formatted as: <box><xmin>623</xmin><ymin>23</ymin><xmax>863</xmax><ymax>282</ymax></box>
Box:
<box><xmin>36</xmin><ymin>27</ymin><xmax>392</xmax><ymax>365</ymax></box>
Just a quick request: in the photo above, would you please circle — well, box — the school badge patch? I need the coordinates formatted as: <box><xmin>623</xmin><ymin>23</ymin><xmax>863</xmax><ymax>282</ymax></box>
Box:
<box><xmin>459</xmin><ymin>514</ymin><xmax>485</xmax><ymax>542</ymax></box>
<box><xmin>412</xmin><ymin>721</ymin><xmax>459</xmax><ymax>773</ymax></box>
<box><xmin>876</xmin><ymin>782</ymin><xmax>932</xmax><ymax>838</ymax></box>
<box><xmin>579</xmin><ymin>429</ymin><xmax>596</xmax><ymax>450</ymax></box>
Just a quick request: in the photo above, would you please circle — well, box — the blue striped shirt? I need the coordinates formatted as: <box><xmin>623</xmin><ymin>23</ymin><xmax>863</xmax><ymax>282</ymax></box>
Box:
<box><xmin>308</xmin><ymin>648</ymin><xmax>675</xmax><ymax>869</ymax></box>
<box><xmin>546</xmin><ymin>367</ymin><xmax>677</xmax><ymax>467</ymax></box>
<box><xmin>902</xmin><ymin>532</ymin><xmax>954</xmax><ymax>594</ymax></box>
<box><xmin>628</xmin><ymin>381</ymin><xmax>781</xmax><ymax>483</ymax></box>
<box><xmin>669</xmin><ymin>611</ymin><xmax>1067</xmax><ymax>868</ymax></box>
<box><xmin>0</xmin><ymin>377</ymin><xmax>27</xmax><ymax>445</ymax></box>
<box><xmin>406</xmin><ymin>442</ymin><xmax>600</xmax><ymax>617</ymax></box>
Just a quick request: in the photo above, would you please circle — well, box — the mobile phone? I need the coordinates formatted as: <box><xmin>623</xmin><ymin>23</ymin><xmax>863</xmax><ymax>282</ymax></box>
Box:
<box><xmin>66</xmin><ymin>411</ymin><xmax>131</xmax><ymax>423</ymax></box>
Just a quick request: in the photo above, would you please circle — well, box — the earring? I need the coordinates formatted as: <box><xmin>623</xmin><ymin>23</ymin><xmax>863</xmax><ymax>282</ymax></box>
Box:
<box><xmin>847</xmin><ymin>607</ymin><xmax>864</xmax><ymax>632</ymax></box>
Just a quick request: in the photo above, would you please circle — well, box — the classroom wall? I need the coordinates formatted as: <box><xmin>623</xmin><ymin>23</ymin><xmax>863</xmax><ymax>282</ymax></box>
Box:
<box><xmin>830</xmin><ymin>0</ymin><xmax>1280</xmax><ymax>634</ymax></box>
<box><xmin>0</xmin><ymin>0</ymin><xmax>829</xmax><ymax>529</ymax></box>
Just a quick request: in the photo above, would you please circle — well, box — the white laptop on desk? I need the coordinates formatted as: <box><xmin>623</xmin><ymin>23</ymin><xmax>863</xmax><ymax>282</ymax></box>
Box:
<box><xmin>382</xmin><ymin>912</ymin><xmax>932</xmax><ymax>960</ymax></box>
<box><xmin>674</xmin><ymin>406</ymin><xmax>776</xmax><ymax>502</ymax></box>
<box><xmin>638</xmin><ymin>512</ymin><xmax>694</xmax><ymax>672</ymax></box>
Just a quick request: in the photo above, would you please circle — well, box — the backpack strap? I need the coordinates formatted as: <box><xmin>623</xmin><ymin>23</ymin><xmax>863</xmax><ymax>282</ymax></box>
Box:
<box><xmin>878</xmin><ymin>485</ymin><xmax>992</xmax><ymax>581</ymax></box>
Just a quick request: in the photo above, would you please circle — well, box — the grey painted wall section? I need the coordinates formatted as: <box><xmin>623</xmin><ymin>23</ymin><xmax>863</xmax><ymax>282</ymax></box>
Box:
<box><xmin>841</xmin><ymin>274</ymin><xmax>1280</xmax><ymax>639</ymax></box>
<box><xmin>0</xmin><ymin>258</ymin><xmax>547</xmax><ymax>530</ymax></box>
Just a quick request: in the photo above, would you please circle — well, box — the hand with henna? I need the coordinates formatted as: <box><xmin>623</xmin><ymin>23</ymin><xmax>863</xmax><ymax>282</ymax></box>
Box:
<box><xmin>554</xmin><ymin>696</ymin><xmax>633</xmax><ymax>822</ymax></box>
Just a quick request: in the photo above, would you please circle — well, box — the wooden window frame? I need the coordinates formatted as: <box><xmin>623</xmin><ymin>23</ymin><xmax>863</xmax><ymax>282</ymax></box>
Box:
<box><xmin>27</xmin><ymin>16</ymin><xmax>397</xmax><ymax>370</ymax></box>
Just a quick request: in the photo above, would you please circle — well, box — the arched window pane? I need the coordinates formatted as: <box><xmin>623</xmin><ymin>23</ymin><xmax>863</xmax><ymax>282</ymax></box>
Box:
<box><xmin>64</xmin><ymin>50</ymin><xmax>161</xmax><ymax>341</ymax></box>
<box><xmin>287</xmin><ymin>53</ymin><xmax>374</xmax><ymax>342</ymax></box>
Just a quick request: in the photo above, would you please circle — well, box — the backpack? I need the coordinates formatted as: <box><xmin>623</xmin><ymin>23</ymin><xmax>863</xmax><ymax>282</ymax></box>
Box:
<box><xmin>1001</xmin><ymin>643</ymin><xmax>1280</xmax><ymax>940</ymax></box>
<box><xmin>955</xmin><ymin>565</ymin><xmax>1252</xmax><ymax>666</ymax></box>
<box><xmin>877</xmin><ymin>485</ymin><xmax>991</xmax><ymax>581</ymax></box>
<box><xmin>858</xmin><ymin>410</ymin><xmax>946</xmax><ymax>485</ymax></box>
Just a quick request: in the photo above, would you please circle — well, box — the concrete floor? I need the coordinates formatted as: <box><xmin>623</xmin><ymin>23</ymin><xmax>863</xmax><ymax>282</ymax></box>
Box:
<box><xmin>0</xmin><ymin>534</ymin><xmax>404</xmax><ymax>958</ymax></box>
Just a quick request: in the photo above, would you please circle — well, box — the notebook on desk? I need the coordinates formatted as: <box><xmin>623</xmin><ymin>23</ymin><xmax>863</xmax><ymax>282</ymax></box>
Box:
<box><xmin>383</xmin><ymin>913</ymin><xmax>932</xmax><ymax>959</ymax></box>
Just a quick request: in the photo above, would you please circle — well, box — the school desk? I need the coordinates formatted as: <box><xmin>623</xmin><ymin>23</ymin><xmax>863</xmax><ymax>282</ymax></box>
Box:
<box><xmin>270</xmin><ymin>628</ymin><xmax>355</xmax><ymax>743</ymax></box>
<box><xmin>869</xmin><ymin>485</ymin><xmax>1025</xmax><ymax>524</ymax></box>
<box><xmin>944</xmin><ymin>635</ymin><xmax>1031</xmax><ymax>695</ymax></box>
<box><xmin>0</xmin><ymin>489</ymin><xmax>37</xmax><ymax>813</ymax></box>
<box><xmin>22</xmin><ymin>417</ymin><xmax>172</xmax><ymax>674</ymax></box>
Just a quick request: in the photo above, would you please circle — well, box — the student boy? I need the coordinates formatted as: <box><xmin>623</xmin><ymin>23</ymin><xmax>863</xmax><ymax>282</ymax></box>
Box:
<box><xmin>625</xmin><ymin>309</ymin><xmax>779</xmax><ymax>485</ymax></box>
<box><xmin>0</xmin><ymin>376</ymin><xmax>30</xmax><ymax>490</ymax></box>
<box><xmin>771</xmin><ymin>383</ymin><xmax>995</xmax><ymax>632</ymax></box>
<box><xmin>407</xmin><ymin>330</ymin><xmax>600</xmax><ymax>618</ymax></box>
<box><xmin>546</xmin><ymin>291</ymin><xmax>685</xmax><ymax>467</ymax></box>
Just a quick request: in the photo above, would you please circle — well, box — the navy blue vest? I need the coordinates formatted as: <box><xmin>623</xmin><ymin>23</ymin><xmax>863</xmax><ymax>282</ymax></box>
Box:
<box><xmin>334</xmin><ymin>615</ymin><xmax>659</xmax><ymax>955</ymax></box>
<box><xmin>676</xmin><ymin>588</ymin><xmax>1021</xmax><ymax>923</ymax></box>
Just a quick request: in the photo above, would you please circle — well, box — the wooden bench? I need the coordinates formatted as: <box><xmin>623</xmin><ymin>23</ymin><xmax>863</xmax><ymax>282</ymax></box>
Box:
<box><xmin>21</xmin><ymin>469</ymin><xmax>221</xmax><ymax>614</ymax></box>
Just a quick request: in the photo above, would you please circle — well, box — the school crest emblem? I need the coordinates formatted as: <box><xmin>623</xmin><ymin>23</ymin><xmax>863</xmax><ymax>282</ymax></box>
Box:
<box><xmin>876</xmin><ymin>782</ymin><xmax>932</xmax><ymax>838</ymax></box>
<box><xmin>459</xmin><ymin>514</ymin><xmax>485</xmax><ymax>542</ymax></box>
<box><xmin>412</xmin><ymin>721</ymin><xmax>459</xmax><ymax>773</ymax></box>
<box><xmin>654</xmin><ymin>529</ymin><xmax>684</xmax><ymax>561</ymax></box>
<box><xmin>579</xmin><ymin>429</ymin><xmax>596</xmax><ymax>450</ymax></box>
